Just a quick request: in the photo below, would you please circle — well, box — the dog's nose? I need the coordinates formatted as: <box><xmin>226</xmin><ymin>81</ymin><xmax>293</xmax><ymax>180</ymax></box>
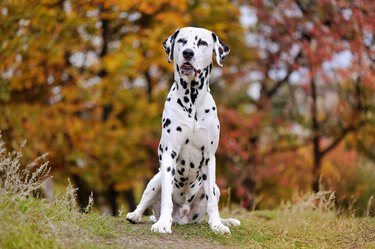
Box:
<box><xmin>182</xmin><ymin>49</ymin><xmax>194</xmax><ymax>60</ymax></box>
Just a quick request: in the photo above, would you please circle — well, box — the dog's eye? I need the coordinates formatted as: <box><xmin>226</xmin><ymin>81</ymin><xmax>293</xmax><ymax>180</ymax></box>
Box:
<box><xmin>197</xmin><ymin>40</ymin><xmax>208</xmax><ymax>46</ymax></box>
<box><xmin>177</xmin><ymin>38</ymin><xmax>187</xmax><ymax>45</ymax></box>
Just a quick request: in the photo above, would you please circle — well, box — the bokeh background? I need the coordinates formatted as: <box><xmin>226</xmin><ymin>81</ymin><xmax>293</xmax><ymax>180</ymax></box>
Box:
<box><xmin>1</xmin><ymin>0</ymin><xmax>374</xmax><ymax>216</ymax></box>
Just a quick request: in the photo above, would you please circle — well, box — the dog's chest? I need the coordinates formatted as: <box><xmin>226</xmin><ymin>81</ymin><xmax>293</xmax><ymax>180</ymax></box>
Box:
<box><xmin>160</xmin><ymin>80</ymin><xmax>220</xmax><ymax>205</ymax></box>
<box><xmin>171</xmin><ymin>143</ymin><xmax>208</xmax><ymax>205</ymax></box>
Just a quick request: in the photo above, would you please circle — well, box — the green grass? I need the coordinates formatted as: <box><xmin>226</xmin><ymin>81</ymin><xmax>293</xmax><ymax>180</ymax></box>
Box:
<box><xmin>0</xmin><ymin>194</ymin><xmax>374</xmax><ymax>249</ymax></box>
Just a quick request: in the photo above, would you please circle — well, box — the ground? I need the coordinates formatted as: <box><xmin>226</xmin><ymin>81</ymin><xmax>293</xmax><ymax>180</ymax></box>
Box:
<box><xmin>0</xmin><ymin>194</ymin><xmax>374</xmax><ymax>249</ymax></box>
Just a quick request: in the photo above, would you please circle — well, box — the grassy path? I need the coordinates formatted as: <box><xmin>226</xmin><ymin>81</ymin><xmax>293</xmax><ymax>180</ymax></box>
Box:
<box><xmin>1</xmin><ymin>194</ymin><xmax>374</xmax><ymax>249</ymax></box>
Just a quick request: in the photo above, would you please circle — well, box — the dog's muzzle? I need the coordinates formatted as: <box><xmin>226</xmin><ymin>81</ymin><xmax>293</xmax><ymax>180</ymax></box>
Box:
<box><xmin>180</xmin><ymin>62</ymin><xmax>201</xmax><ymax>76</ymax></box>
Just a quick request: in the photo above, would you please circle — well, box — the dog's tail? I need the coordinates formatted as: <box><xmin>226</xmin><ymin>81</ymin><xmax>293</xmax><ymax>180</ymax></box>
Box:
<box><xmin>221</xmin><ymin>218</ymin><xmax>241</xmax><ymax>227</ymax></box>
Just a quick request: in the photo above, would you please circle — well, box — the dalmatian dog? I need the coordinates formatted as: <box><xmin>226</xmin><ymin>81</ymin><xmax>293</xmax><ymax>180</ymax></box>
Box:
<box><xmin>126</xmin><ymin>27</ymin><xmax>240</xmax><ymax>234</ymax></box>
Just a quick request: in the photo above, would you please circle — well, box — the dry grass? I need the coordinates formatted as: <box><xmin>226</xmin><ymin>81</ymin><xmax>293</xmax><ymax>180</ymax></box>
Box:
<box><xmin>0</xmin><ymin>132</ymin><xmax>51</xmax><ymax>197</ymax></box>
<box><xmin>0</xmin><ymin>134</ymin><xmax>374</xmax><ymax>248</ymax></box>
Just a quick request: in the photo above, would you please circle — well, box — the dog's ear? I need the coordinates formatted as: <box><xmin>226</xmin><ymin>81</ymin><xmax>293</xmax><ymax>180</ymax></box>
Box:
<box><xmin>212</xmin><ymin>33</ymin><xmax>230</xmax><ymax>67</ymax></box>
<box><xmin>163</xmin><ymin>29</ymin><xmax>180</xmax><ymax>63</ymax></box>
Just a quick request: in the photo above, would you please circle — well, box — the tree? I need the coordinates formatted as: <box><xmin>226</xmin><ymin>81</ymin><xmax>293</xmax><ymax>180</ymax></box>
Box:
<box><xmin>245</xmin><ymin>0</ymin><xmax>375</xmax><ymax>193</ymax></box>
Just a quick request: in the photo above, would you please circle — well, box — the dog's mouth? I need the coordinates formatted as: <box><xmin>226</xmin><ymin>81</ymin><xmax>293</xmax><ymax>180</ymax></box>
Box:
<box><xmin>180</xmin><ymin>62</ymin><xmax>200</xmax><ymax>76</ymax></box>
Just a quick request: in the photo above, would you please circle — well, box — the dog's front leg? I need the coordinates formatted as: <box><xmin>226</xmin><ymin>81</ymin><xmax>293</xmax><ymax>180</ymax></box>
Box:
<box><xmin>203</xmin><ymin>155</ymin><xmax>230</xmax><ymax>234</ymax></box>
<box><xmin>126</xmin><ymin>172</ymin><xmax>161</xmax><ymax>224</ymax></box>
<box><xmin>151</xmin><ymin>152</ymin><xmax>176</xmax><ymax>233</ymax></box>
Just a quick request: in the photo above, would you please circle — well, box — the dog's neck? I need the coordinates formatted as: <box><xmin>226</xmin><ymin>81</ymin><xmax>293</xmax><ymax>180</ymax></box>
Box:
<box><xmin>173</xmin><ymin>63</ymin><xmax>213</xmax><ymax>107</ymax></box>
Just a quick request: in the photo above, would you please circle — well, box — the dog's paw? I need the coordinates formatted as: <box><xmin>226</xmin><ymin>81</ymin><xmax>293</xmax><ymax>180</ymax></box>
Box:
<box><xmin>150</xmin><ymin>215</ymin><xmax>158</xmax><ymax>223</ymax></box>
<box><xmin>210</xmin><ymin>222</ymin><xmax>231</xmax><ymax>234</ymax></box>
<box><xmin>151</xmin><ymin>219</ymin><xmax>172</xmax><ymax>234</ymax></box>
<box><xmin>221</xmin><ymin>218</ymin><xmax>241</xmax><ymax>227</ymax></box>
<box><xmin>126</xmin><ymin>211</ymin><xmax>142</xmax><ymax>224</ymax></box>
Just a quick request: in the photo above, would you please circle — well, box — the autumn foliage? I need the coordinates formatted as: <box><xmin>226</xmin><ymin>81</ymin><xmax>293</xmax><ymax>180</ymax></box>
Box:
<box><xmin>1</xmin><ymin>0</ymin><xmax>374</xmax><ymax>215</ymax></box>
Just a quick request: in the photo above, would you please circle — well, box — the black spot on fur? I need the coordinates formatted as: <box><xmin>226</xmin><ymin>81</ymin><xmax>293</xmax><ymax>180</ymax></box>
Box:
<box><xmin>219</xmin><ymin>47</ymin><xmax>223</xmax><ymax>56</ymax></box>
<box><xmin>205</xmin><ymin>158</ymin><xmax>210</xmax><ymax>166</ymax></box>
<box><xmin>152</xmin><ymin>188</ymin><xmax>155</xmax><ymax>191</ymax></box>
<box><xmin>190</xmin><ymin>88</ymin><xmax>198</xmax><ymax>104</ymax></box>
<box><xmin>177</xmin><ymin>98</ymin><xmax>184</xmax><ymax>109</ymax></box>
<box><xmin>180</xmin><ymin>78</ymin><xmax>188</xmax><ymax>89</ymax></box>
<box><xmin>212</xmin><ymin>106</ymin><xmax>216</xmax><ymax>111</ymax></box>
<box><xmin>166</xmin><ymin>97</ymin><xmax>171</xmax><ymax>102</ymax></box>
<box><xmin>167</xmin><ymin>167</ymin><xmax>171</xmax><ymax>172</ymax></box>
<box><xmin>199</xmin><ymin>77</ymin><xmax>205</xmax><ymax>90</ymax></box>
<box><xmin>213</xmin><ymin>187</ymin><xmax>216</xmax><ymax>196</ymax></box>
<box><xmin>175</xmin><ymin>183</ymin><xmax>180</xmax><ymax>188</ymax></box>
<box><xmin>171</xmin><ymin>151</ymin><xmax>176</xmax><ymax>159</ymax></box>
<box><xmin>176</xmin><ymin>126</ymin><xmax>182</xmax><ymax>132</ymax></box>
<box><xmin>167</xmin><ymin>129</ymin><xmax>170</xmax><ymax>133</ymax></box>
<box><xmin>193</xmin><ymin>213</ymin><xmax>198</xmax><ymax>220</ymax></box>
<box><xmin>200</xmin><ymin>194</ymin><xmax>206</xmax><ymax>200</ymax></box>
<box><xmin>205</xmin><ymin>109</ymin><xmax>210</xmax><ymax>113</ymax></box>
<box><xmin>188</xmin><ymin>194</ymin><xmax>195</xmax><ymax>203</ymax></box>
<box><xmin>212</xmin><ymin>33</ymin><xmax>217</xmax><ymax>42</ymax></box>
<box><xmin>185</xmin><ymin>139</ymin><xmax>189</xmax><ymax>144</ymax></box>
<box><xmin>190</xmin><ymin>162</ymin><xmax>195</xmax><ymax>168</ymax></box>
<box><xmin>178</xmin><ymin>169</ymin><xmax>183</xmax><ymax>176</ymax></box>
<box><xmin>159</xmin><ymin>155</ymin><xmax>162</xmax><ymax>161</ymax></box>
<box><xmin>211</xmin><ymin>141</ymin><xmax>213</xmax><ymax>145</ymax></box>
<box><xmin>199</xmin><ymin>157</ymin><xmax>204</xmax><ymax>169</ymax></box>
<box><xmin>201</xmin><ymin>146</ymin><xmax>205</xmax><ymax>151</ymax></box>
<box><xmin>163</xmin><ymin>119</ymin><xmax>171</xmax><ymax>128</ymax></box>
<box><xmin>172</xmin><ymin>168</ymin><xmax>175</xmax><ymax>176</ymax></box>
<box><xmin>181</xmin><ymin>160</ymin><xmax>185</xmax><ymax>165</ymax></box>
<box><xmin>184</xmin><ymin>96</ymin><xmax>189</xmax><ymax>103</ymax></box>
<box><xmin>202</xmin><ymin>174</ymin><xmax>207</xmax><ymax>180</ymax></box>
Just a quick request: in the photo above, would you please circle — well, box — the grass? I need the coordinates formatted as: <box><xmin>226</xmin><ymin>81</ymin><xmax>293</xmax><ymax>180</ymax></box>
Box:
<box><xmin>0</xmin><ymin>193</ymin><xmax>374</xmax><ymax>249</ymax></box>
<box><xmin>0</xmin><ymin>134</ymin><xmax>374</xmax><ymax>249</ymax></box>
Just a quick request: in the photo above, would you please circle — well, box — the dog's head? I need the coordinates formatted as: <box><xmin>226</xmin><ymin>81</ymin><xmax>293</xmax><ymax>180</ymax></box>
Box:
<box><xmin>163</xmin><ymin>27</ymin><xmax>230</xmax><ymax>77</ymax></box>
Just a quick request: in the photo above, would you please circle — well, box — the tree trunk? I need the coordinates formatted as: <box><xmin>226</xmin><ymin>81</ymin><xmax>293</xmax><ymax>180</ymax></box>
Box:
<box><xmin>310</xmin><ymin>78</ymin><xmax>321</xmax><ymax>193</ymax></box>
<box><xmin>108</xmin><ymin>183</ymin><xmax>118</xmax><ymax>216</ymax></box>
<box><xmin>124</xmin><ymin>190</ymin><xmax>137</xmax><ymax>211</ymax></box>
<box><xmin>71</xmin><ymin>174</ymin><xmax>90</xmax><ymax>210</ymax></box>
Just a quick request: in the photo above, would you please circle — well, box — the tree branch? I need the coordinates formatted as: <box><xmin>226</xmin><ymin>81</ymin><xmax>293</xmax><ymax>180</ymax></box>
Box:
<box><xmin>321</xmin><ymin>121</ymin><xmax>365</xmax><ymax>157</ymax></box>
<box><xmin>266</xmin><ymin>69</ymin><xmax>292</xmax><ymax>98</ymax></box>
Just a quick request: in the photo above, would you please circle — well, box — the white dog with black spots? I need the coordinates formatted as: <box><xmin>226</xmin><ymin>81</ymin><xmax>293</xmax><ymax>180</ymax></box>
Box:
<box><xmin>126</xmin><ymin>27</ymin><xmax>240</xmax><ymax>234</ymax></box>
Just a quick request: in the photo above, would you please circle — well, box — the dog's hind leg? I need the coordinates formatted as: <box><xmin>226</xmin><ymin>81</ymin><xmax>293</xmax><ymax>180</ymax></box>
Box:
<box><xmin>126</xmin><ymin>172</ymin><xmax>161</xmax><ymax>224</ymax></box>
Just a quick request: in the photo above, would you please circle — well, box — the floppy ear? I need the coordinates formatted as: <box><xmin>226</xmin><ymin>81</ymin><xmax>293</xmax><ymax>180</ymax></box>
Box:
<box><xmin>212</xmin><ymin>33</ymin><xmax>230</xmax><ymax>67</ymax></box>
<box><xmin>163</xmin><ymin>29</ymin><xmax>180</xmax><ymax>63</ymax></box>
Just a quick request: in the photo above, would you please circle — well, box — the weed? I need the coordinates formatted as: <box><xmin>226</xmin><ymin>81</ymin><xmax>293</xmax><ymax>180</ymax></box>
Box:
<box><xmin>0</xmin><ymin>132</ymin><xmax>51</xmax><ymax>198</ymax></box>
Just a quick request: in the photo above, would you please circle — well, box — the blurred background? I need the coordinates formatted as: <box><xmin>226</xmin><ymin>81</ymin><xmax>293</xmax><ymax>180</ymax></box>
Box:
<box><xmin>1</xmin><ymin>0</ymin><xmax>374</xmax><ymax>216</ymax></box>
